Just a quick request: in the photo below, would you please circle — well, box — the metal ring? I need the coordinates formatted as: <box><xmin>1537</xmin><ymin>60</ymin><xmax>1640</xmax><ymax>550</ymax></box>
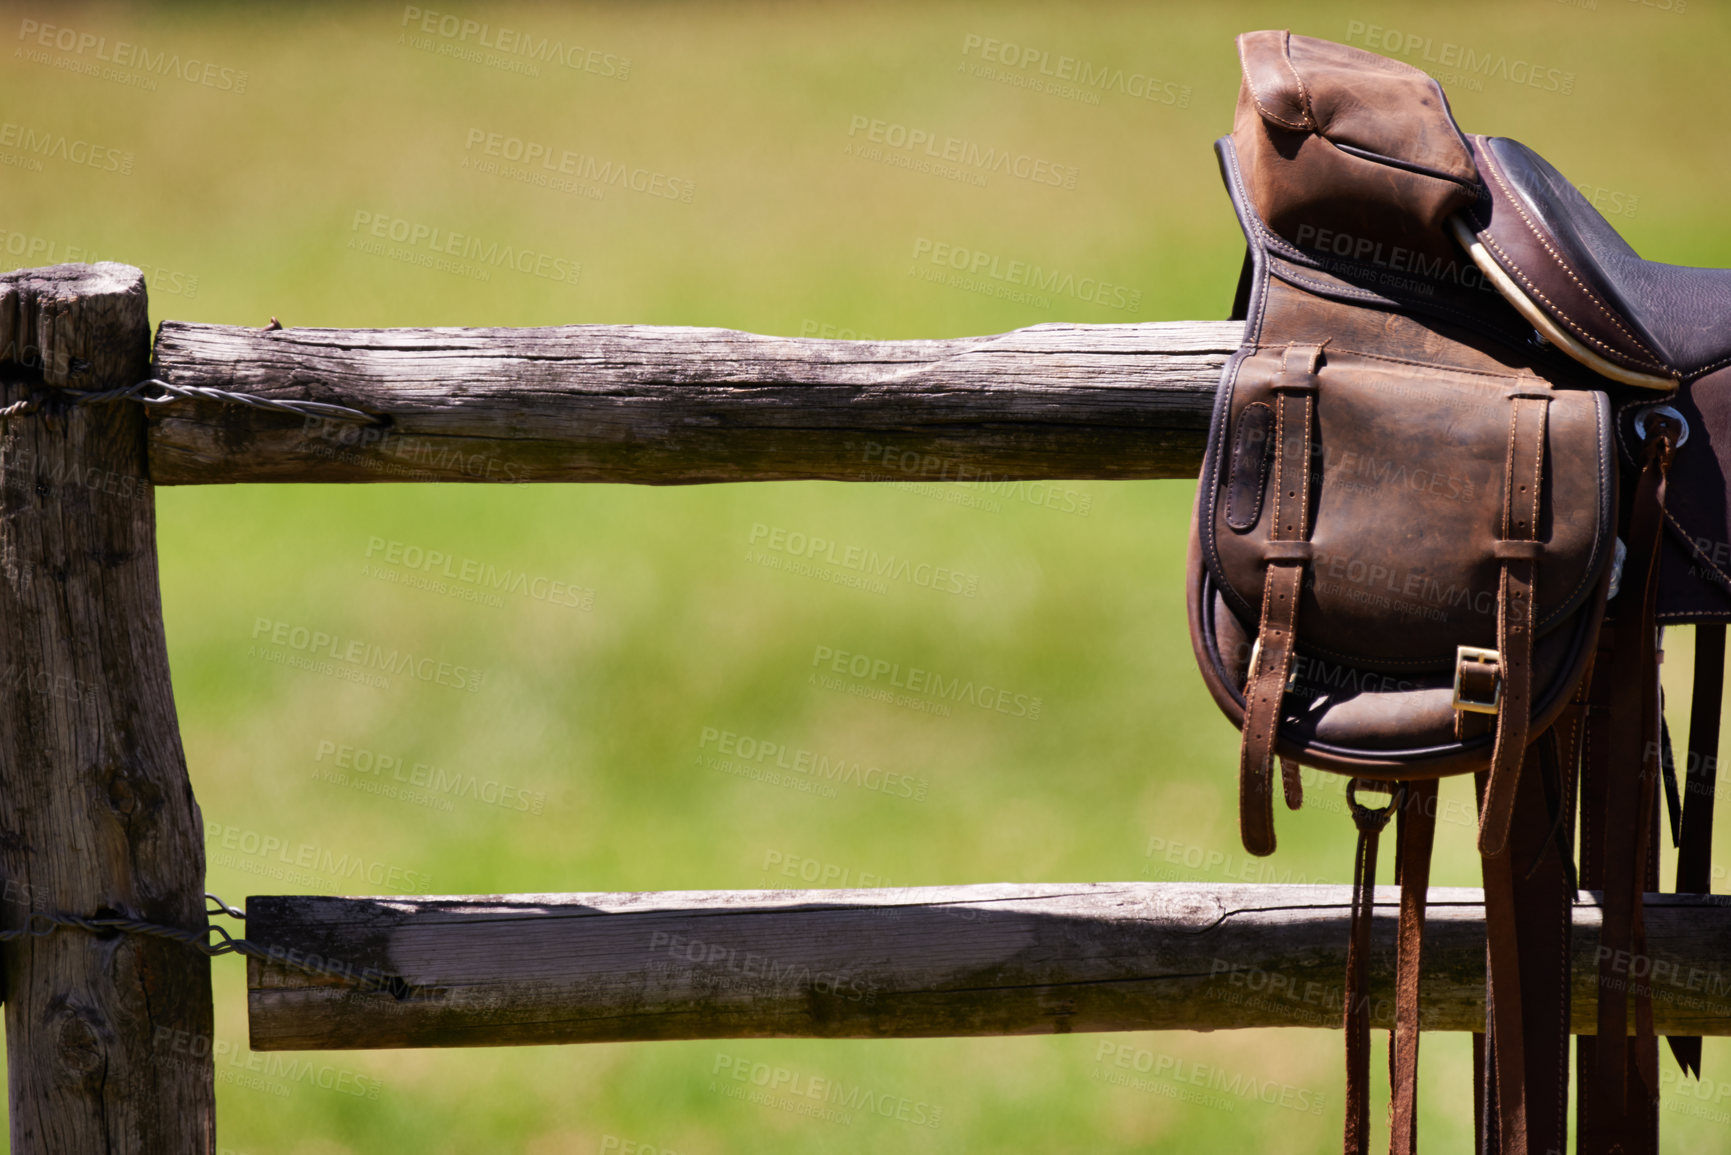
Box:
<box><xmin>1634</xmin><ymin>404</ymin><xmax>1689</xmax><ymax>448</ymax></box>
<box><xmin>1346</xmin><ymin>778</ymin><xmax>1405</xmax><ymax>822</ymax></box>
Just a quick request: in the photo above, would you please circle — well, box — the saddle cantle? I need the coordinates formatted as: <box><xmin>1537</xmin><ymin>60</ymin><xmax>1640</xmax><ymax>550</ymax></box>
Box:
<box><xmin>1189</xmin><ymin>29</ymin><xmax>1721</xmax><ymax>1155</ymax></box>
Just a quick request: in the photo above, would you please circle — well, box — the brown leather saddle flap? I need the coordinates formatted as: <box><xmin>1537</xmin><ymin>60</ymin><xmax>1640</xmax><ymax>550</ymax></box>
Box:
<box><xmin>1191</xmin><ymin>346</ymin><xmax>1613</xmax><ymax>777</ymax></box>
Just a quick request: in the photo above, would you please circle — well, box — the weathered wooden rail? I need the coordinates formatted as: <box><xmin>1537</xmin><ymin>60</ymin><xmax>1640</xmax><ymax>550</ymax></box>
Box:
<box><xmin>146</xmin><ymin>319</ymin><xmax>1239</xmax><ymax>484</ymax></box>
<box><xmin>246</xmin><ymin>886</ymin><xmax>1731</xmax><ymax>1051</ymax></box>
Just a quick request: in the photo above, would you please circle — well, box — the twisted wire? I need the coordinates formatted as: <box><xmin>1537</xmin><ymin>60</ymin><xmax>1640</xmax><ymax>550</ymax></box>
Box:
<box><xmin>1</xmin><ymin>378</ymin><xmax>378</xmax><ymax>424</ymax></box>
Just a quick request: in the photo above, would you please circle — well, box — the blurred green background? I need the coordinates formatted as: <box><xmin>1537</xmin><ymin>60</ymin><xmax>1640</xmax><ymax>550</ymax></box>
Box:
<box><xmin>4</xmin><ymin>1</ymin><xmax>1729</xmax><ymax>1151</ymax></box>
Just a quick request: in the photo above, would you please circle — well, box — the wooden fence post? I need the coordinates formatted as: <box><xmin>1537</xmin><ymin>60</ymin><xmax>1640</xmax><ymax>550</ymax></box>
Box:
<box><xmin>0</xmin><ymin>264</ymin><xmax>213</xmax><ymax>1151</ymax></box>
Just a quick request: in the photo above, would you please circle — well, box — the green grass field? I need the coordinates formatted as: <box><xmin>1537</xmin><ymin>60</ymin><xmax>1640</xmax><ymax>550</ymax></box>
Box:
<box><xmin>5</xmin><ymin>2</ymin><xmax>1730</xmax><ymax>1151</ymax></box>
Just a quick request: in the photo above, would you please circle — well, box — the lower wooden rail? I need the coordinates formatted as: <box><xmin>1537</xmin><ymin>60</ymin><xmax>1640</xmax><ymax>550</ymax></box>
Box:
<box><xmin>246</xmin><ymin>883</ymin><xmax>1731</xmax><ymax>1050</ymax></box>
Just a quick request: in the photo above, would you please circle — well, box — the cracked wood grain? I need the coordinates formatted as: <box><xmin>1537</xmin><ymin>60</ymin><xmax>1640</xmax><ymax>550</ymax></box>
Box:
<box><xmin>146</xmin><ymin>320</ymin><xmax>1241</xmax><ymax>484</ymax></box>
<box><xmin>0</xmin><ymin>263</ymin><xmax>213</xmax><ymax>1151</ymax></box>
<box><xmin>246</xmin><ymin>884</ymin><xmax>1731</xmax><ymax>1050</ymax></box>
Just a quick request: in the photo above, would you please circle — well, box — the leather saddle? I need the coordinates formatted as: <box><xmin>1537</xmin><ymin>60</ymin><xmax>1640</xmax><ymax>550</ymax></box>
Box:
<box><xmin>1189</xmin><ymin>30</ymin><xmax>1726</xmax><ymax>1155</ymax></box>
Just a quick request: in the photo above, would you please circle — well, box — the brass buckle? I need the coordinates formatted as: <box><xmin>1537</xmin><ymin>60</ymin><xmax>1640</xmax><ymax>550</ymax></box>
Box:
<box><xmin>1244</xmin><ymin>638</ymin><xmax>1298</xmax><ymax>693</ymax></box>
<box><xmin>1451</xmin><ymin>645</ymin><xmax>1502</xmax><ymax>715</ymax></box>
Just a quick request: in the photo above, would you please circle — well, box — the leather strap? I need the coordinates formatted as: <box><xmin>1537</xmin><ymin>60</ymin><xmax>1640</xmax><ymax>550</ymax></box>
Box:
<box><xmin>1478</xmin><ymin>395</ymin><xmax>1550</xmax><ymax>857</ymax></box>
<box><xmin>1670</xmin><ymin>623</ymin><xmax>1725</xmax><ymax>1078</ymax></box>
<box><xmin>1344</xmin><ymin>780</ymin><xmax>1399</xmax><ymax>1155</ymax></box>
<box><xmin>1238</xmin><ymin>343</ymin><xmax>1322</xmax><ymax>857</ymax></box>
<box><xmin>1486</xmin><ymin>734</ymin><xmax>1577</xmax><ymax>1155</ymax></box>
<box><xmin>1583</xmin><ymin>420</ymin><xmax>1674</xmax><ymax>1155</ymax></box>
<box><xmin>1473</xmin><ymin>1032</ymin><xmax>1488</xmax><ymax>1155</ymax></box>
<box><xmin>1479</xmin><ymin>765</ymin><xmax>1530</xmax><ymax>1155</ymax></box>
<box><xmin>1390</xmin><ymin>778</ymin><xmax>1437</xmax><ymax>1155</ymax></box>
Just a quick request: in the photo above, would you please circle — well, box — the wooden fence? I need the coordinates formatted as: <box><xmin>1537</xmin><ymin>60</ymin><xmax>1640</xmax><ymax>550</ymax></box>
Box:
<box><xmin>4</xmin><ymin>261</ymin><xmax>1731</xmax><ymax>1150</ymax></box>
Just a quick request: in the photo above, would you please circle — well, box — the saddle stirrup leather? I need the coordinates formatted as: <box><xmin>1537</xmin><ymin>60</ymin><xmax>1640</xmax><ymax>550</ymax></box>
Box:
<box><xmin>1188</xmin><ymin>28</ymin><xmax>1729</xmax><ymax>1155</ymax></box>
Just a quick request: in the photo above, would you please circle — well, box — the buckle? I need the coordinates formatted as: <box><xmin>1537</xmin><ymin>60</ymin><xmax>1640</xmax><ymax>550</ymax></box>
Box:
<box><xmin>1244</xmin><ymin>638</ymin><xmax>1298</xmax><ymax>693</ymax></box>
<box><xmin>1451</xmin><ymin>645</ymin><xmax>1502</xmax><ymax>715</ymax></box>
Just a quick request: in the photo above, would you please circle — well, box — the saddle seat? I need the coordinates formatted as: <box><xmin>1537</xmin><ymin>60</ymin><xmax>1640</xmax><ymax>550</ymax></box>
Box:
<box><xmin>1467</xmin><ymin>135</ymin><xmax>1731</xmax><ymax>384</ymax></box>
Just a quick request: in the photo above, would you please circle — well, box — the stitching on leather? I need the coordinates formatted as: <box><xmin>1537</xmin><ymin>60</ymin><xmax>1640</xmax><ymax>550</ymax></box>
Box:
<box><xmin>1503</xmin><ymin>403</ymin><xmax>1521</xmax><ymax>539</ymax></box>
<box><xmin>1553</xmin><ymin>831</ymin><xmax>1569</xmax><ymax>1150</ymax></box>
<box><xmin>1480</xmin><ymin>144</ymin><xmax>1661</xmax><ymax>362</ymax></box>
<box><xmin>1683</xmin><ymin>350</ymin><xmax>1731</xmax><ymax>378</ymax></box>
<box><xmin>1279</xmin><ymin>31</ymin><xmax>1316</xmax><ymax>128</ymax></box>
<box><xmin>1480</xmin><ymin>229</ymin><xmax>1668</xmax><ymax>375</ymax></box>
<box><xmin>1297</xmin><ymin>392</ymin><xmax>1314</xmax><ymax>539</ymax></box>
<box><xmin>1224</xmin><ymin>401</ymin><xmax>1274</xmax><ymax>530</ymax></box>
<box><xmin>1202</xmin><ymin>352</ymin><xmax>1250</xmax><ymax>616</ymax></box>
<box><xmin>1580</xmin><ymin>719</ymin><xmax>1594</xmax><ymax>878</ymax></box>
<box><xmin>1526</xmin><ymin>400</ymin><xmax>1545</xmax><ymax>537</ymax></box>
<box><xmin>1265</xmin><ymin>261</ymin><xmax>1540</xmax><ymax>346</ymax></box>
<box><xmin>1618</xmin><ymin>392</ymin><xmax>1731</xmax><ymax>596</ymax></box>
<box><xmin>1238</xmin><ymin>35</ymin><xmax>1311</xmax><ymax>131</ymax></box>
<box><xmin>1478</xmin><ymin>147</ymin><xmax>1668</xmax><ymax>373</ymax></box>
<box><xmin>1296</xmin><ymin>346</ymin><xmax>1532</xmax><ymax>382</ymax></box>
<box><xmin>1297</xmin><ymin>394</ymin><xmax>1604</xmax><ymax>668</ymax></box>
<box><xmin>1661</xmin><ymin>505</ymin><xmax>1731</xmax><ymax>595</ymax></box>
<box><xmin>1262</xmin><ymin>240</ymin><xmax>1536</xmax><ymax>350</ymax></box>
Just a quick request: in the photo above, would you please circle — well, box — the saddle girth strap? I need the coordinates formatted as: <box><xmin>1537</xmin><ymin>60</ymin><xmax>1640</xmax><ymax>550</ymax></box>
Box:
<box><xmin>1237</xmin><ymin>342</ymin><xmax>1323</xmax><ymax>857</ymax></box>
<box><xmin>1477</xmin><ymin>393</ymin><xmax>1552</xmax><ymax>857</ymax></box>
<box><xmin>1669</xmin><ymin>622</ymin><xmax>1725</xmax><ymax>1078</ymax></box>
<box><xmin>1390</xmin><ymin>778</ymin><xmax>1438</xmax><ymax>1155</ymax></box>
<box><xmin>1582</xmin><ymin>418</ymin><xmax>1676</xmax><ymax>1155</ymax></box>
<box><xmin>1479</xmin><ymin>733</ymin><xmax>1575</xmax><ymax>1155</ymax></box>
<box><xmin>1344</xmin><ymin>780</ymin><xmax>1399</xmax><ymax>1155</ymax></box>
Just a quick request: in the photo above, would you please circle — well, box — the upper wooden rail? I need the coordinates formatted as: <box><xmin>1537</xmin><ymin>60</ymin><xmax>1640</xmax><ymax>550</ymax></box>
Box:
<box><xmin>146</xmin><ymin>320</ymin><xmax>1239</xmax><ymax>484</ymax></box>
